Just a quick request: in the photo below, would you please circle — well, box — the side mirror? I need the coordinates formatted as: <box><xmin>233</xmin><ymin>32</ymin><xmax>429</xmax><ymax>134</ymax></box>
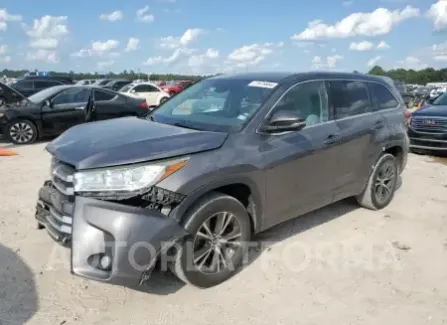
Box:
<box><xmin>260</xmin><ymin>111</ymin><xmax>306</xmax><ymax>133</ymax></box>
<box><xmin>130</xmin><ymin>89</ymin><xmax>136</xmax><ymax>93</ymax></box>
<box><xmin>44</xmin><ymin>99</ymin><xmax>52</xmax><ymax>108</ymax></box>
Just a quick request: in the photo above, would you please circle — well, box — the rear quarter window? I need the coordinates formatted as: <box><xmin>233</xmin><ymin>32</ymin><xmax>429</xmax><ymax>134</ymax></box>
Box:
<box><xmin>368</xmin><ymin>82</ymin><xmax>399</xmax><ymax>111</ymax></box>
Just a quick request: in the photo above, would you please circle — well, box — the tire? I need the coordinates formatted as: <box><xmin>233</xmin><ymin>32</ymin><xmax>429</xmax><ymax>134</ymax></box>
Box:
<box><xmin>5</xmin><ymin>119</ymin><xmax>38</xmax><ymax>145</ymax></box>
<box><xmin>171</xmin><ymin>192</ymin><xmax>252</xmax><ymax>288</ymax></box>
<box><xmin>159</xmin><ymin>97</ymin><xmax>168</xmax><ymax>105</ymax></box>
<box><xmin>356</xmin><ymin>153</ymin><xmax>398</xmax><ymax>210</ymax></box>
<box><xmin>169</xmin><ymin>91</ymin><xmax>176</xmax><ymax>97</ymax></box>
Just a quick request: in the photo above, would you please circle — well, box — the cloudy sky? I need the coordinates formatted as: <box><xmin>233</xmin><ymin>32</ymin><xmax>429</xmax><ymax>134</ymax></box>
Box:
<box><xmin>0</xmin><ymin>0</ymin><xmax>446</xmax><ymax>74</ymax></box>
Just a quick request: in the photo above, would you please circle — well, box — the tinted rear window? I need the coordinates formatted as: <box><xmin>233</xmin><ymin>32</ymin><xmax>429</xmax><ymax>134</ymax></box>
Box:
<box><xmin>368</xmin><ymin>82</ymin><xmax>399</xmax><ymax>110</ymax></box>
<box><xmin>327</xmin><ymin>80</ymin><xmax>370</xmax><ymax>119</ymax></box>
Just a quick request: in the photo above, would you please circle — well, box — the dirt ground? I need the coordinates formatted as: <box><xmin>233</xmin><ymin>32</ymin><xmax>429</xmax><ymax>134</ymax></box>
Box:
<box><xmin>1</xmin><ymin>140</ymin><xmax>447</xmax><ymax>325</ymax></box>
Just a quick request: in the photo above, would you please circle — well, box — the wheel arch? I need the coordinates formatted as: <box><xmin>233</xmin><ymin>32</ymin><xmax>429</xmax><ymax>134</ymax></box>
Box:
<box><xmin>170</xmin><ymin>177</ymin><xmax>263</xmax><ymax>234</ymax></box>
<box><xmin>5</xmin><ymin>116</ymin><xmax>41</xmax><ymax>138</ymax></box>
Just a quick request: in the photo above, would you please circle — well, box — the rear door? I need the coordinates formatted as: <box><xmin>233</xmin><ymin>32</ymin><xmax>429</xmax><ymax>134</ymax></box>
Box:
<box><xmin>132</xmin><ymin>84</ymin><xmax>160</xmax><ymax>105</ymax></box>
<box><xmin>327</xmin><ymin>80</ymin><xmax>382</xmax><ymax>200</ymax></box>
<box><xmin>92</xmin><ymin>89</ymin><xmax>122</xmax><ymax>120</ymax></box>
<box><xmin>41</xmin><ymin>87</ymin><xmax>91</xmax><ymax>134</ymax></box>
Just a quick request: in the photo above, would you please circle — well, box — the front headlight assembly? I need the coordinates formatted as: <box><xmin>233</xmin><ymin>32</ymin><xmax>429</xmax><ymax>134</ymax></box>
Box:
<box><xmin>73</xmin><ymin>157</ymin><xmax>189</xmax><ymax>193</ymax></box>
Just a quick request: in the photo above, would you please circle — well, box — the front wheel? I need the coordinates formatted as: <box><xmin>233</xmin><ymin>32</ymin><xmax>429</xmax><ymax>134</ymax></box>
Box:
<box><xmin>356</xmin><ymin>153</ymin><xmax>398</xmax><ymax>210</ymax></box>
<box><xmin>171</xmin><ymin>192</ymin><xmax>252</xmax><ymax>288</ymax></box>
<box><xmin>5</xmin><ymin>119</ymin><xmax>38</xmax><ymax>145</ymax></box>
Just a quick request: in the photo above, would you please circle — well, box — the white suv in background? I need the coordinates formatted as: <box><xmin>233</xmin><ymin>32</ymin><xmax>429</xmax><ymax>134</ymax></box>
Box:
<box><xmin>119</xmin><ymin>82</ymin><xmax>170</xmax><ymax>107</ymax></box>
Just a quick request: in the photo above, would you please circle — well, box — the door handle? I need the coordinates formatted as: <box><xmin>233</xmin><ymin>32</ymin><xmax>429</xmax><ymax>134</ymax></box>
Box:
<box><xmin>373</xmin><ymin>120</ymin><xmax>385</xmax><ymax>129</ymax></box>
<box><xmin>324</xmin><ymin>134</ymin><xmax>339</xmax><ymax>145</ymax></box>
<box><xmin>75</xmin><ymin>106</ymin><xmax>84</xmax><ymax>110</ymax></box>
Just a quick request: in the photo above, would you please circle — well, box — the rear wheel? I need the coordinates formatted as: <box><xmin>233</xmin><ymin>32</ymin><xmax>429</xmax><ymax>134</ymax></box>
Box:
<box><xmin>356</xmin><ymin>153</ymin><xmax>398</xmax><ymax>210</ymax></box>
<box><xmin>171</xmin><ymin>192</ymin><xmax>251</xmax><ymax>288</ymax></box>
<box><xmin>159</xmin><ymin>97</ymin><xmax>168</xmax><ymax>105</ymax></box>
<box><xmin>5</xmin><ymin>119</ymin><xmax>38</xmax><ymax>145</ymax></box>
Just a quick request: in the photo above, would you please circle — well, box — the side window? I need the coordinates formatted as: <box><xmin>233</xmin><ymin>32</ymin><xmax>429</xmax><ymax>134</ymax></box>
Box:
<box><xmin>15</xmin><ymin>80</ymin><xmax>34</xmax><ymax>89</ymax></box>
<box><xmin>52</xmin><ymin>88</ymin><xmax>90</xmax><ymax>105</ymax></box>
<box><xmin>94</xmin><ymin>89</ymin><xmax>116</xmax><ymax>101</ymax></box>
<box><xmin>272</xmin><ymin>81</ymin><xmax>329</xmax><ymax>126</ymax></box>
<box><xmin>368</xmin><ymin>83</ymin><xmax>399</xmax><ymax>111</ymax></box>
<box><xmin>147</xmin><ymin>85</ymin><xmax>160</xmax><ymax>92</ymax></box>
<box><xmin>327</xmin><ymin>80</ymin><xmax>370</xmax><ymax>119</ymax></box>
<box><xmin>133</xmin><ymin>84</ymin><xmax>151</xmax><ymax>93</ymax></box>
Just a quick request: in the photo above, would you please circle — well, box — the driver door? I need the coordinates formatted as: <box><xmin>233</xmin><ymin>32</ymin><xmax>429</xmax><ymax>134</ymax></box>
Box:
<box><xmin>261</xmin><ymin>80</ymin><xmax>342</xmax><ymax>229</ymax></box>
<box><xmin>41</xmin><ymin>88</ymin><xmax>91</xmax><ymax>134</ymax></box>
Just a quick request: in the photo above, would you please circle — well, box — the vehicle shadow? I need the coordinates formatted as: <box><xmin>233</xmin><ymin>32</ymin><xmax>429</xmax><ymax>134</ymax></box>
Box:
<box><xmin>0</xmin><ymin>243</ymin><xmax>39</xmax><ymax>324</ymax></box>
<box><xmin>0</xmin><ymin>135</ymin><xmax>52</xmax><ymax>149</ymax></box>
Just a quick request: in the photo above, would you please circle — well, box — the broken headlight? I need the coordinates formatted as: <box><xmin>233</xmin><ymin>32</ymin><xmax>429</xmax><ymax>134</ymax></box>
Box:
<box><xmin>73</xmin><ymin>157</ymin><xmax>189</xmax><ymax>193</ymax></box>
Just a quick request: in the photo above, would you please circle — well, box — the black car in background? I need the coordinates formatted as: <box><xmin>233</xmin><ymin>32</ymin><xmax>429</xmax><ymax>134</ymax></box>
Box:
<box><xmin>103</xmin><ymin>79</ymin><xmax>132</xmax><ymax>91</ymax></box>
<box><xmin>408</xmin><ymin>92</ymin><xmax>447</xmax><ymax>152</ymax></box>
<box><xmin>0</xmin><ymin>85</ymin><xmax>149</xmax><ymax>144</ymax></box>
<box><xmin>0</xmin><ymin>81</ymin><xmax>26</xmax><ymax>106</ymax></box>
<box><xmin>10</xmin><ymin>77</ymin><xmax>73</xmax><ymax>97</ymax></box>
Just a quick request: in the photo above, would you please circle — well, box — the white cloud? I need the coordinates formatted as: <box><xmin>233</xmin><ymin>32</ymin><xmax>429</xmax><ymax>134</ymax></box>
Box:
<box><xmin>377</xmin><ymin>41</ymin><xmax>390</xmax><ymax>49</ymax></box>
<box><xmin>430</xmin><ymin>41</ymin><xmax>447</xmax><ymax>62</ymax></box>
<box><xmin>312</xmin><ymin>55</ymin><xmax>343</xmax><ymax>69</ymax></box>
<box><xmin>97</xmin><ymin>60</ymin><xmax>115</xmax><ymax>70</ymax></box>
<box><xmin>228</xmin><ymin>44</ymin><xmax>274</xmax><ymax>67</ymax></box>
<box><xmin>342</xmin><ymin>1</ymin><xmax>353</xmax><ymax>6</ymax></box>
<box><xmin>125</xmin><ymin>37</ymin><xmax>140</xmax><ymax>52</ymax></box>
<box><xmin>100</xmin><ymin>10</ymin><xmax>123</xmax><ymax>22</ymax></box>
<box><xmin>26</xmin><ymin>15</ymin><xmax>69</xmax><ymax>39</ymax></box>
<box><xmin>26</xmin><ymin>49</ymin><xmax>59</xmax><ymax>63</ymax></box>
<box><xmin>434</xmin><ymin>55</ymin><xmax>447</xmax><ymax>62</ymax></box>
<box><xmin>367</xmin><ymin>55</ymin><xmax>382</xmax><ymax>67</ymax></box>
<box><xmin>143</xmin><ymin>48</ymin><xmax>196</xmax><ymax>66</ymax></box>
<box><xmin>29</xmin><ymin>38</ymin><xmax>58</xmax><ymax>49</ymax></box>
<box><xmin>0</xmin><ymin>8</ymin><xmax>22</xmax><ymax>31</ymax></box>
<box><xmin>136</xmin><ymin>6</ymin><xmax>155</xmax><ymax>23</ymax></box>
<box><xmin>25</xmin><ymin>16</ymin><xmax>68</xmax><ymax>51</ymax></box>
<box><xmin>292</xmin><ymin>6</ymin><xmax>420</xmax><ymax>40</ymax></box>
<box><xmin>71</xmin><ymin>40</ymin><xmax>120</xmax><ymax>58</ymax></box>
<box><xmin>396</xmin><ymin>56</ymin><xmax>427</xmax><ymax>70</ymax></box>
<box><xmin>180</xmin><ymin>28</ymin><xmax>204</xmax><ymax>45</ymax></box>
<box><xmin>427</xmin><ymin>1</ymin><xmax>447</xmax><ymax>31</ymax></box>
<box><xmin>349</xmin><ymin>41</ymin><xmax>374</xmax><ymax>51</ymax></box>
<box><xmin>0</xmin><ymin>44</ymin><xmax>8</xmax><ymax>54</ymax></box>
<box><xmin>0</xmin><ymin>56</ymin><xmax>11</xmax><ymax>63</ymax></box>
<box><xmin>157</xmin><ymin>28</ymin><xmax>205</xmax><ymax>50</ymax></box>
<box><xmin>188</xmin><ymin>48</ymin><xmax>219</xmax><ymax>67</ymax></box>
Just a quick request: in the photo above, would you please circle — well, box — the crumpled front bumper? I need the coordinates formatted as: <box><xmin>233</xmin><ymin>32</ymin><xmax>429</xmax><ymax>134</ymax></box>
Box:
<box><xmin>36</xmin><ymin>184</ymin><xmax>188</xmax><ymax>287</ymax></box>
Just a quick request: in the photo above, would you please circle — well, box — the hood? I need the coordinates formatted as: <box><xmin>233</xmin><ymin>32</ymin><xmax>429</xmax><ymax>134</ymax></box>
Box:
<box><xmin>412</xmin><ymin>104</ymin><xmax>447</xmax><ymax>117</ymax></box>
<box><xmin>0</xmin><ymin>82</ymin><xmax>27</xmax><ymax>100</ymax></box>
<box><xmin>46</xmin><ymin>117</ymin><xmax>228</xmax><ymax>170</ymax></box>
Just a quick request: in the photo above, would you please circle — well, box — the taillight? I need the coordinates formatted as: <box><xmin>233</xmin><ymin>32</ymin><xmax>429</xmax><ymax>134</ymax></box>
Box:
<box><xmin>404</xmin><ymin>109</ymin><xmax>412</xmax><ymax>127</ymax></box>
<box><xmin>139</xmin><ymin>101</ymin><xmax>148</xmax><ymax>110</ymax></box>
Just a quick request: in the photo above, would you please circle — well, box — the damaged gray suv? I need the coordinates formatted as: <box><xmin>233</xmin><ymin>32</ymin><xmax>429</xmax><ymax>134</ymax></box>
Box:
<box><xmin>35</xmin><ymin>72</ymin><xmax>409</xmax><ymax>288</ymax></box>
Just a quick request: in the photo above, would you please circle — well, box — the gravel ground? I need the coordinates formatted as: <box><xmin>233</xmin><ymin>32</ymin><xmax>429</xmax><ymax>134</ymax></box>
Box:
<box><xmin>1</xmin><ymin>140</ymin><xmax>447</xmax><ymax>325</ymax></box>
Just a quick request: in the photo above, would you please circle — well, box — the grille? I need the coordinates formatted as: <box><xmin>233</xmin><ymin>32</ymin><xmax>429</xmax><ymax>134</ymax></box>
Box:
<box><xmin>37</xmin><ymin>160</ymin><xmax>76</xmax><ymax>244</ymax></box>
<box><xmin>411</xmin><ymin>117</ymin><xmax>447</xmax><ymax>133</ymax></box>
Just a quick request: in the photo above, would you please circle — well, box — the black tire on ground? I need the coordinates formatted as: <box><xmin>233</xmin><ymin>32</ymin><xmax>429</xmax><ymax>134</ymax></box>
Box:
<box><xmin>356</xmin><ymin>153</ymin><xmax>398</xmax><ymax>210</ymax></box>
<box><xmin>171</xmin><ymin>192</ymin><xmax>252</xmax><ymax>288</ymax></box>
<box><xmin>5</xmin><ymin>119</ymin><xmax>38</xmax><ymax>145</ymax></box>
<box><xmin>159</xmin><ymin>97</ymin><xmax>168</xmax><ymax>104</ymax></box>
<box><xmin>169</xmin><ymin>91</ymin><xmax>176</xmax><ymax>97</ymax></box>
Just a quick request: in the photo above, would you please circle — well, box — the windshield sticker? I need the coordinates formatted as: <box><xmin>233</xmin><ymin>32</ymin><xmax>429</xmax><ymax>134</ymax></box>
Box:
<box><xmin>248</xmin><ymin>81</ymin><xmax>278</xmax><ymax>89</ymax></box>
<box><xmin>237</xmin><ymin>114</ymin><xmax>248</xmax><ymax>120</ymax></box>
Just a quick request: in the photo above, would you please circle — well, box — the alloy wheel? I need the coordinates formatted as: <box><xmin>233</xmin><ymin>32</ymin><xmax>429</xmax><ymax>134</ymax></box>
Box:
<box><xmin>192</xmin><ymin>212</ymin><xmax>242</xmax><ymax>274</ymax></box>
<box><xmin>9</xmin><ymin>122</ymin><xmax>34</xmax><ymax>144</ymax></box>
<box><xmin>374</xmin><ymin>161</ymin><xmax>396</xmax><ymax>205</ymax></box>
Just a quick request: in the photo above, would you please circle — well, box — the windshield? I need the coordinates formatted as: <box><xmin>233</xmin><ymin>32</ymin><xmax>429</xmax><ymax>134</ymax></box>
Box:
<box><xmin>432</xmin><ymin>92</ymin><xmax>447</xmax><ymax>106</ymax></box>
<box><xmin>27</xmin><ymin>86</ymin><xmax>67</xmax><ymax>103</ymax></box>
<box><xmin>149</xmin><ymin>78</ymin><xmax>277</xmax><ymax>132</ymax></box>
